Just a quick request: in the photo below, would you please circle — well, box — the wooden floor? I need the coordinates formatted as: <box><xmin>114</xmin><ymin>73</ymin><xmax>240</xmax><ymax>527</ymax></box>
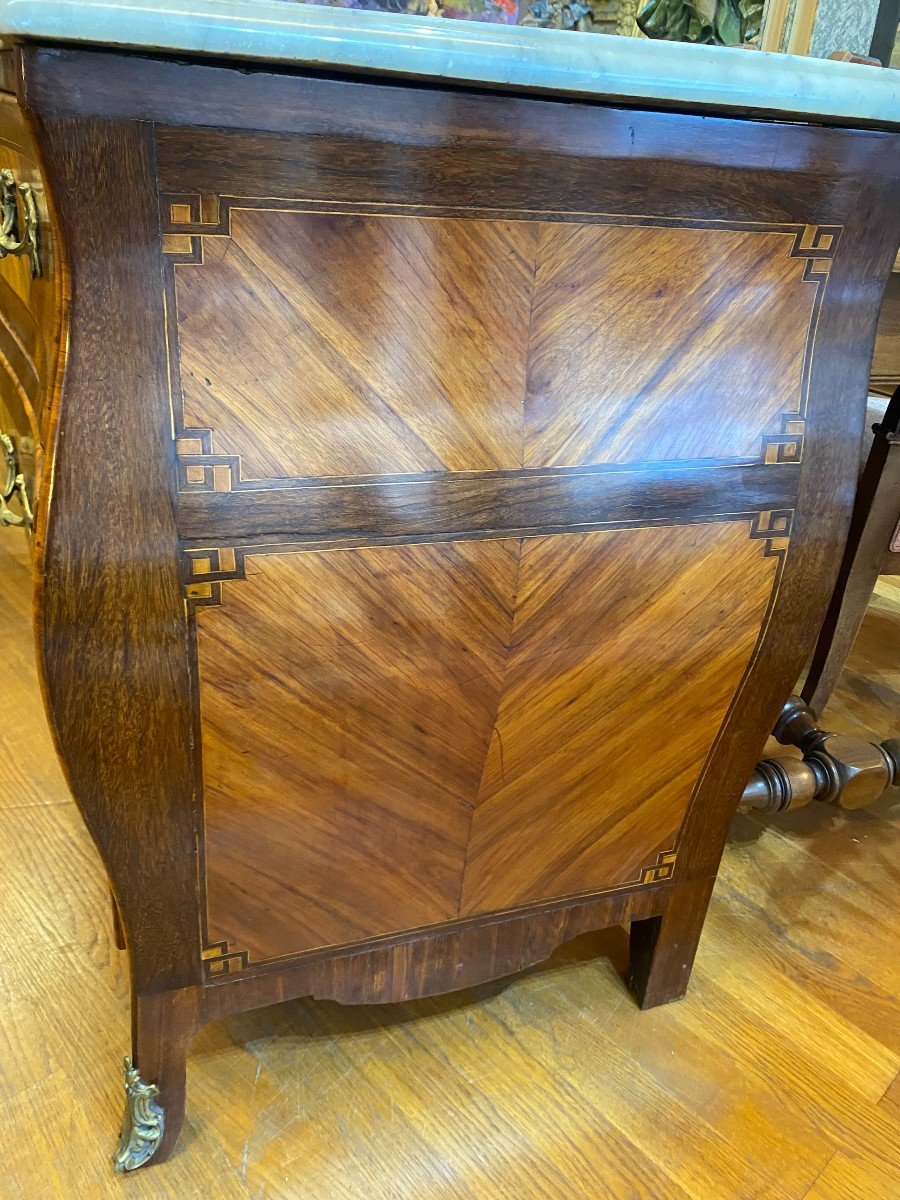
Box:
<box><xmin>2</xmin><ymin>524</ymin><xmax>898</xmax><ymax>1200</ymax></box>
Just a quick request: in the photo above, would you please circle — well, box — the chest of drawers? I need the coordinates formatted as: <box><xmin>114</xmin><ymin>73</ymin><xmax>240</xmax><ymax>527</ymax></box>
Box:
<box><xmin>2</xmin><ymin>16</ymin><xmax>898</xmax><ymax>1170</ymax></box>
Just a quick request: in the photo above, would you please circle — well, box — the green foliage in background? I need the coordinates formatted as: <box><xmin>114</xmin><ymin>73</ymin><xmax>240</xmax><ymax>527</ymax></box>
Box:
<box><xmin>636</xmin><ymin>0</ymin><xmax>764</xmax><ymax>45</ymax></box>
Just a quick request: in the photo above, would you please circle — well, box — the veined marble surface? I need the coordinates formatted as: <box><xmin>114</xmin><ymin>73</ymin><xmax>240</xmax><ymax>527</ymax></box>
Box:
<box><xmin>0</xmin><ymin>0</ymin><xmax>897</xmax><ymax>125</ymax></box>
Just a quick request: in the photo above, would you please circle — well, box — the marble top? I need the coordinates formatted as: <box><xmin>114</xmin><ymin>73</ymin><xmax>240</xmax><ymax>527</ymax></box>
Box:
<box><xmin>1</xmin><ymin>1</ymin><xmax>898</xmax><ymax>127</ymax></box>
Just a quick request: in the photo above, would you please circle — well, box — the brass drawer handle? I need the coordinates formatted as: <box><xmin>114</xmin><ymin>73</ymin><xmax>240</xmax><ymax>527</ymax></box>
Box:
<box><xmin>1</xmin><ymin>432</ymin><xmax>33</xmax><ymax>530</ymax></box>
<box><xmin>0</xmin><ymin>168</ymin><xmax>41</xmax><ymax>278</ymax></box>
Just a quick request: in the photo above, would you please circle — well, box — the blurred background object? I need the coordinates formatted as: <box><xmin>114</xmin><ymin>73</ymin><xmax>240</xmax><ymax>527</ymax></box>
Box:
<box><xmin>636</xmin><ymin>1</ymin><xmax>763</xmax><ymax>47</ymax></box>
<box><xmin>295</xmin><ymin>0</ymin><xmax>900</xmax><ymax>56</ymax></box>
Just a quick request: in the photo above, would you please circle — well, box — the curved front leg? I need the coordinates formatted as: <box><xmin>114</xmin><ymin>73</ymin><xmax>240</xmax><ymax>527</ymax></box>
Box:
<box><xmin>27</xmin><ymin>114</ymin><xmax>205</xmax><ymax>1168</ymax></box>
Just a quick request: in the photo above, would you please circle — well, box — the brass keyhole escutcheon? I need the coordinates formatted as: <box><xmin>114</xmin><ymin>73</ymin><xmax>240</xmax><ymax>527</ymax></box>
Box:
<box><xmin>0</xmin><ymin>168</ymin><xmax>41</xmax><ymax>278</ymax></box>
<box><xmin>1</xmin><ymin>432</ymin><xmax>33</xmax><ymax>530</ymax></box>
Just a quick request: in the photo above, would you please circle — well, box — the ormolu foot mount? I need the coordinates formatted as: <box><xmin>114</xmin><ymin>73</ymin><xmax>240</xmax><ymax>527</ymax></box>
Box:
<box><xmin>739</xmin><ymin>696</ymin><xmax>900</xmax><ymax>814</ymax></box>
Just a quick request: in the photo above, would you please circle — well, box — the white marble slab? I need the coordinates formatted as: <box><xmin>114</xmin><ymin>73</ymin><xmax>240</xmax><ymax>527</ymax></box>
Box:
<box><xmin>1</xmin><ymin>0</ymin><xmax>898</xmax><ymax>126</ymax></box>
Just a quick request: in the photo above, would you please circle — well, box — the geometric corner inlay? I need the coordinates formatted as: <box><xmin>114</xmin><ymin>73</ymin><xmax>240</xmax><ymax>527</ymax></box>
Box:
<box><xmin>184</xmin><ymin>545</ymin><xmax>246</xmax><ymax>609</ymax></box>
<box><xmin>763</xmin><ymin>416</ymin><xmax>806</xmax><ymax>464</ymax></box>
<box><xmin>162</xmin><ymin>193</ymin><xmax>225</xmax><ymax>263</ymax></box>
<box><xmin>201</xmin><ymin>939</ymin><xmax>250</xmax><ymax>980</ymax></box>
<box><xmin>788</xmin><ymin>224</ymin><xmax>840</xmax><ymax>264</ymax></box>
<box><xmin>749</xmin><ymin>508</ymin><xmax>793</xmax><ymax>559</ymax></box>
<box><xmin>759</xmin><ymin>223</ymin><xmax>841</xmax><ymax>468</ymax></box>
<box><xmin>175</xmin><ymin>427</ymin><xmax>242</xmax><ymax>493</ymax></box>
<box><xmin>639</xmin><ymin>850</ymin><xmax>678</xmax><ymax>885</ymax></box>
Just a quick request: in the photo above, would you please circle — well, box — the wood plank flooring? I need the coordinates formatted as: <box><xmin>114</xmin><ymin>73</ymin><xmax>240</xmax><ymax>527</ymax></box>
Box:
<box><xmin>1</xmin><ymin>524</ymin><xmax>898</xmax><ymax>1200</ymax></box>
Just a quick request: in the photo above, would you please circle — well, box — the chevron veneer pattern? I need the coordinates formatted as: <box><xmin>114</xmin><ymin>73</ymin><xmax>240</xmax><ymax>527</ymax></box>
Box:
<box><xmin>172</xmin><ymin>205</ymin><xmax>814</xmax><ymax>970</ymax></box>
<box><xmin>175</xmin><ymin>210</ymin><xmax>533</xmax><ymax>479</ymax></box>
<box><xmin>170</xmin><ymin>210</ymin><xmax>827</xmax><ymax>482</ymax></box>
<box><xmin>197</xmin><ymin>520</ymin><xmax>779</xmax><ymax>965</ymax></box>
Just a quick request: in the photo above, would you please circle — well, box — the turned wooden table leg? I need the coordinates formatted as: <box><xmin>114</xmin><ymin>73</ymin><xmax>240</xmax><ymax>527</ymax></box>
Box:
<box><xmin>627</xmin><ymin>876</ymin><xmax>716</xmax><ymax>1010</ymax></box>
<box><xmin>739</xmin><ymin>696</ymin><xmax>900</xmax><ymax>814</ymax></box>
<box><xmin>802</xmin><ymin>386</ymin><xmax>900</xmax><ymax>715</ymax></box>
<box><xmin>114</xmin><ymin>988</ymin><xmax>199</xmax><ymax>1171</ymax></box>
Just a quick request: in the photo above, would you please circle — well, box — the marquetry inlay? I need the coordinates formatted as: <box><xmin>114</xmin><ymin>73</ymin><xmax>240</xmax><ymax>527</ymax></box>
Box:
<box><xmin>183</xmin><ymin>545</ymin><xmax>244</xmax><ymax>607</ymax></box>
<box><xmin>161</xmin><ymin>194</ymin><xmax>818</xmax><ymax>975</ymax></box>
<box><xmin>161</xmin><ymin>193</ymin><xmax>223</xmax><ymax>256</ymax></box>
<box><xmin>175</xmin><ymin>427</ymin><xmax>240</xmax><ymax>495</ymax></box>
<box><xmin>163</xmin><ymin>198</ymin><xmax>840</xmax><ymax>497</ymax></box>
<box><xmin>759</xmin><ymin>224</ymin><xmax>838</xmax><ymax>466</ymax></box>
<box><xmin>191</xmin><ymin>518</ymin><xmax>784</xmax><ymax>969</ymax></box>
<box><xmin>639</xmin><ymin>851</ymin><xmax>678</xmax><ymax>886</ymax></box>
<box><xmin>749</xmin><ymin>508</ymin><xmax>793</xmax><ymax>559</ymax></box>
<box><xmin>201</xmin><ymin>939</ymin><xmax>249</xmax><ymax>980</ymax></box>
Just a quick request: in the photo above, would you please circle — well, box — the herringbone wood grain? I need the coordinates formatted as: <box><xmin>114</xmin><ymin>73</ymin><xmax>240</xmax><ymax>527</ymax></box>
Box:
<box><xmin>172</xmin><ymin>213</ymin><xmax>818</xmax><ymax>482</ymax></box>
<box><xmin>196</xmin><ymin>521</ymin><xmax>779</xmax><ymax>960</ymax></box>
<box><xmin>460</xmin><ymin>521</ymin><xmax>778</xmax><ymax>913</ymax></box>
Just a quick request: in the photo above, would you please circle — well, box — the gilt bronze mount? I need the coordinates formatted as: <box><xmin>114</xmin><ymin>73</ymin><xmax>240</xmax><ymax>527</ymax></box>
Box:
<box><xmin>113</xmin><ymin>1058</ymin><xmax>165</xmax><ymax>1173</ymax></box>
<box><xmin>0</xmin><ymin>167</ymin><xmax>41</xmax><ymax>278</ymax></box>
<box><xmin>1</xmin><ymin>432</ymin><xmax>33</xmax><ymax>531</ymax></box>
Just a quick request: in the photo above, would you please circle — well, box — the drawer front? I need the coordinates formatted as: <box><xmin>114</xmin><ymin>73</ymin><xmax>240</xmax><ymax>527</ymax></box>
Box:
<box><xmin>0</xmin><ymin>93</ymin><xmax>64</xmax><ymax>530</ymax></box>
<box><xmin>156</xmin><ymin>123</ymin><xmax>843</xmax><ymax>977</ymax></box>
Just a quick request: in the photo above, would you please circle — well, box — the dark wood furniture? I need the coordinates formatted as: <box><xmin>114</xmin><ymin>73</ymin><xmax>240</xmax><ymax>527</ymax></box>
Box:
<box><xmin>802</xmin><ymin>266</ymin><xmax>900</xmax><ymax>713</ymax></box>
<box><xmin>869</xmin><ymin>269</ymin><xmax>900</xmax><ymax>398</ymax></box>
<box><xmin>803</xmin><ymin>384</ymin><xmax>900</xmax><ymax>714</ymax></box>
<box><xmin>739</xmin><ymin>693</ymin><xmax>899</xmax><ymax>814</ymax></box>
<box><xmin>1</xmin><ymin>41</ymin><xmax>898</xmax><ymax>1170</ymax></box>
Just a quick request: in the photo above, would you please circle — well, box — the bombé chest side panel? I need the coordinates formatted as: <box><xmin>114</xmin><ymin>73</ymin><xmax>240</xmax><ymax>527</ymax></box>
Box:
<box><xmin>22</xmin><ymin>42</ymin><xmax>897</xmax><ymax>1003</ymax></box>
<box><xmin>146</xmin><ymin>96</ymin><xmax>896</xmax><ymax>979</ymax></box>
<box><xmin>14</xmin><ymin>42</ymin><xmax>898</xmax><ymax>1168</ymax></box>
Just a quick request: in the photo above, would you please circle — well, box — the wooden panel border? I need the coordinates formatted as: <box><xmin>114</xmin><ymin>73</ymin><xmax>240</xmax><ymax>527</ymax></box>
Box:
<box><xmin>154</xmin><ymin>124</ymin><xmax>860</xmax><ymax>227</ymax></box>
<box><xmin>177</xmin><ymin>463</ymin><xmax>800</xmax><ymax>551</ymax></box>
